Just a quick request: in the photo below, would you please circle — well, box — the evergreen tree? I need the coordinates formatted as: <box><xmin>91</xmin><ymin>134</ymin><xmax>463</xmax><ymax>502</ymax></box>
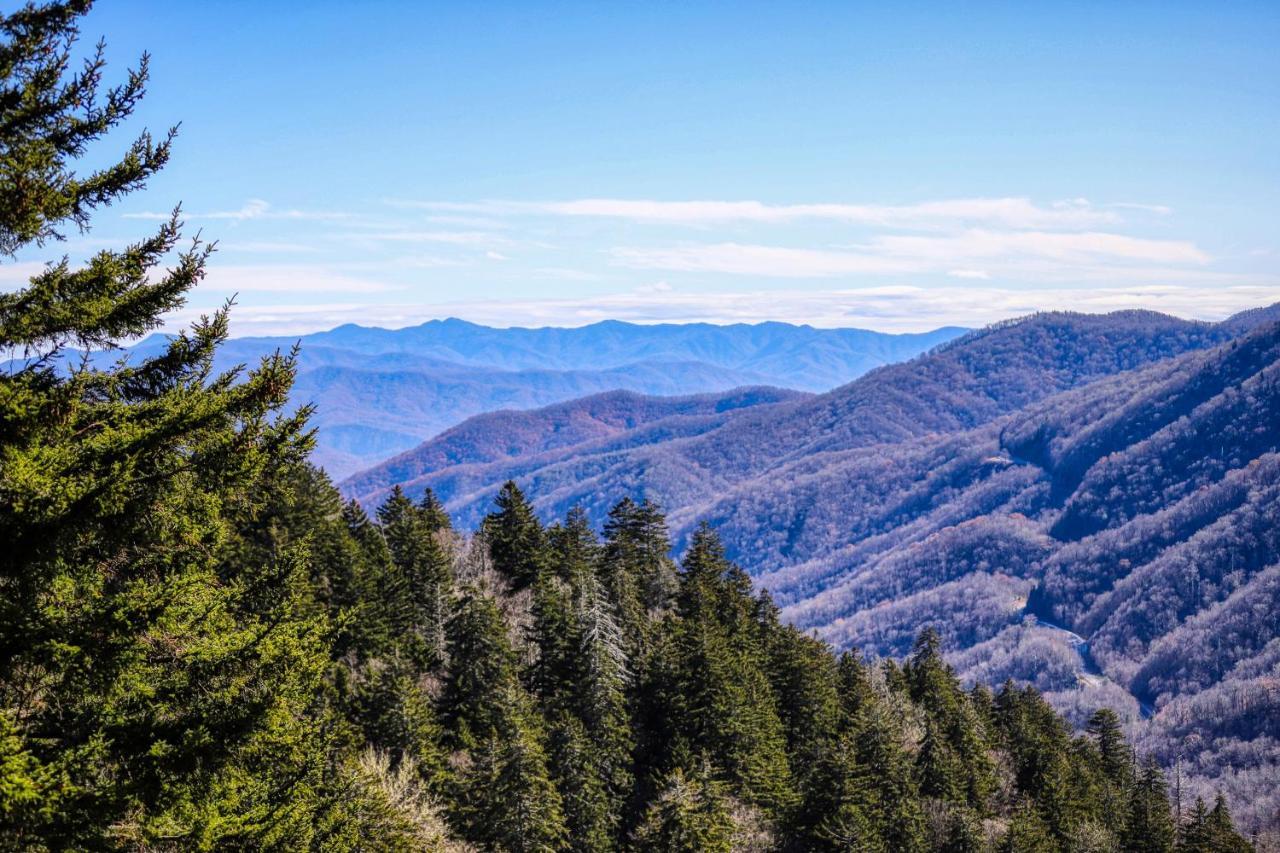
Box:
<box><xmin>676</xmin><ymin>522</ymin><xmax>728</xmax><ymax>618</ymax></box>
<box><xmin>994</xmin><ymin>681</ymin><xmax>1099</xmax><ymax>842</ymax></box>
<box><xmin>444</xmin><ymin>589</ymin><xmax>569</xmax><ymax>848</ymax></box>
<box><xmin>1180</xmin><ymin>797</ymin><xmax>1212</xmax><ymax>852</ymax></box>
<box><xmin>937</xmin><ymin>807</ymin><xmax>983</xmax><ymax>853</ymax></box>
<box><xmin>918</xmin><ymin>719</ymin><xmax>966</xmax><ymax>803</ymax></box>
<box><xmin>550</xmin><ymin>505</ymin><xmax>600</xmax><ymax>590</ymax></box>
<box><xmin>343</xmin><ymin>498</ymin><xmax>408</xmax><ymax>656</ymax></box>
<box><xmin>633</xmin><ymin>498</ymin><xmax>678</xmax><ymax>610</ymax></box>
<box><xmin>1002</xmin><ymin>799</ymin><xmax>1059</xmax><ymax>853</ymax></box>
<box><xmin>631</xmin><ymin>765</ymin><xmax>734</xmax><ymax>853</ymax></box>
<box><xmin>378</xmin><ymin>486</ymin><xmax>453</xmax><ymax>666</ymax></box>
<box><xmin>1176</xmin><ymin>793</ymin><xmax>1252</xmax><ymax>853</ymax></box>
<box><xmin>906</xmin><ymin>628</ymin><xmax>995</xmax><ymax>810</ymax></box>
<box><xmin>796</xmin><ymin>646</ymin><xmax>924</xmax><ymax>851</ymax></box>
<box><xmin>0</xmin><ymin>3</ymin><xmax>382</xmax><ymax>846</ymax></box>
<box><xmin>442</xmin><ymin>591</ymin><xmax>520</xmax><ymax>747</ymax></box>
<box><xmin>547</xmin><ymin>711</ymin><xmax>617</xmax><ymax>852</ymax></box>
<box><xmin>858</xmin><ymin>704</ymin><xmax>929</xmax><ymax>852</ymax></box>
<box><xmin>482</xmin><ymin>480</ymin><xmax>547</xmax><ymax>588</ymax></box>
<box><xmin>804</xmin><ymin>731</ymin><xmax>886</xmax><ymax>852</ymax></box>
<box><xmin>1123</xmin><ymin>758</ymin><xmax>1177</xmax><ymax>853</ymax></box>
<box><xmin>1203</xmin><ymin>794</ymin><xmax>1252</xmax><ymax>853</ymax></box>
<box><xmin>417</xmin><ymin>487</ymin><xmax>452</xmax><ymax>533</ymax></box>
<box><xmin>354</xmin><ymin>657</ymin><xmax>446</xmax><ymax>791</ymax></box>
<box><xmin>456</xmin><ymin>720</ymin><xmax>569</xmax><ymax>852</ymax></box>
<box><xmin>1086</xmin><ymin>708</ymin><xmax>1133</xmax><ymax>788</ymax></box>
<box><xmin>529</xmin><ymin>568</ymin><xmax>579</xmax><ymax>712</ymax></box>
<box><xmin>664</xmin><ymin>525</ymin><xmax>797</xmax><ymax>817</ymax></box>
<box><xmin>600</xmin><ymin>497</ymin><xmax>657</xmax><ymax>653</ymax></box>
<box><xmin>1086</xmin><ymin>707</ymin><xmax>1134</xmax><ymax>837</ymax></box>
<box><xmin>756</xmin><ymin>607</ymin><xmax>842</xmax><ymax>790</ymax></box>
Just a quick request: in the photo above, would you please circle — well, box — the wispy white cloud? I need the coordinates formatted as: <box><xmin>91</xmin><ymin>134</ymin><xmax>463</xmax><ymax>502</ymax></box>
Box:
<box><xmin>124</xmin><ymin>199</ymin><xmax>353</xmax><ymax>222</ymax></box>
<box><xmin>329</xmin><ymin>229</ymin><xmax>552</xmax><ymax>255</ymax></box>
<box><xmin>175</xmin><ymin>283</ymin><xmax>1280</xmax><ymax>338</ymax></box>
<box><xmin>1109</xmin><ymin>201</ymin><xmax>1174</xmax><ymax>215</ymax></box>
<box><xmin>220</xmin><ymin>240</ymin><xmax>320</xmax><ymax>254</ymax></box>
<box><xmin>0</xmin><ymin>261</ymin><xmax>54</xmax><ymax>292</ymax></box>
<box><xmin>635</xmin><ymin>280</ymin><xmax>673</xmax><ymax>294</ymax></box>
<box><xmin>423</xmin><ymin>213</ymin><xmax>511</xmax><ymax>229</ymax></box>
<box><xmin>200</xmin><ymin>264</ymin><xmax>404</xmax><ymax>294</ymax></box>
<box><xmin>96</xmin><ymin>192</ymin><xmax>1265</xmax><ymax>338</ymax></box>
<box><xmin>354</xmin><ymin>230</ymin><xmax>508</xmax><ymax>246</ymax></box>
<box><xmin>857</xmin><ymin>229</ymin><xmax>1210</xmax><ymax>265</ymax></box>
<box><xmin>531</xmin><ymin>267</ymin><xmax>604</xmax><ymax>281</ymax></box>
<box><xmin>401</xmin><ymin>196</ymin><xmax>1146</xmax><ymax>230</ymax></box>
<box><xmin>611</xmin><ymin>243</ymin><xmax>916</xmax><ymax>277</ymax></box>
<box><xmin>611</xmin><ymin>230</ymin><xmax>1212</xmax><ymax>281</ymax></box>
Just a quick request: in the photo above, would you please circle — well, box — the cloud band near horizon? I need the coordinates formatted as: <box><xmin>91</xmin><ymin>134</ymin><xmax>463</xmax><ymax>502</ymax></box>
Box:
<box><xmin>4</xmin><ymin>193</ymin><xmax>1273</xmax><ymax>337</ymax></box>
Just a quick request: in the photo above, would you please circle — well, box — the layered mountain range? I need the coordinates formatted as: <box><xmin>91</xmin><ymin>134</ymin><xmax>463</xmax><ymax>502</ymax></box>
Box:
<box><xmin>341</xmin><ymin>305</ymin><xmax>1280</xmax><ymax>835</ymax></box>
<box><xmin>71</xmin><ymin>319</ymin><xmax>960</xmax><ymax>477</ymax></box>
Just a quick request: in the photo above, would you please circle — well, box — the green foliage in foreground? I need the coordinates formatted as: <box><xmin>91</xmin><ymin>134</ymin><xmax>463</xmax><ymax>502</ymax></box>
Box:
<box><xmin>0</xmin><ymin>3</ymin><xmax>1257</xmax><ymax>851</ymax></box>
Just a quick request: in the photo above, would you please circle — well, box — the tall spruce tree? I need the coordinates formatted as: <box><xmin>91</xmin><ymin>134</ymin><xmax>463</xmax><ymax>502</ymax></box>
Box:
<box><xmin>455</xmin><ymin>720</ymin><xmax>568</xmax><ymax>852</ymax></box>
<box><xmin>549</xmin><ymin>505</ymin><xmax>599</xmax><ymax>590</ymax></box>
<box><xmin>1086</xmin><ymin>708</ymin><xmax>1132</xmax><ymax>787</ymax></box>
<box><xmin>1180</xmin><ymin>797</ymin><xmax>1213</xmax><ymax>851</ymax></box>
<box><xmin>546</xmin><ymin>710</ymin><xmax>616</xmax><ymax>852</ymax></box>
<box><xmin>417</xmin><ymin>487</ymin><xmax>451</xmax><ymax>533</ymax></box>
<box><xmin>377</xmin><ymin>486</ymin><xmax>453</xmax><ymax>667</ymax></box>
<box><xmin>757</xmin><ymin>610</ymin><xmax>842</xmax><ymax>791</ymax></box>
<box><xmin>0</xmin><ymin>3</ymin><xmax>388</xmax><ymax>846</ymax></box>
<box><xmin>482</xmin><ymin>480</ymin><xmax>547</xmax><ymax>589</ymax></box>
<box><xmin>661</xmin><ymin>525</ymin><xmax>797</xmax><ymax>818</ymax></box>
<box><xmin>804</xmin><ymin>729</ymin><xmax>886</xmax><ymax>852</ymax></box>
<box><xmin>444</xmin><ymin>589</ymin><xmax>568</xmax><ymax>847</ymax></box>
<box><xmin>528</xmin><ymin>567</ymin><xmax>578</xmax><ymax>712</ymax></box>
<box><xmin>1196</xmin><ymin>794</ymin><xmax>1253</xmax><ymax>853</ymax></box>
<box><xmin>906</xmin><ymin>628</ymin><xmax>995</xmax><ymax>810</ymax></box>
<box><xmin>631</xmin><ymin>765</ymin><xmax>734</xmax><ymax>853</ymax></box>
<box><xmin>342</xmin><ymin>497</ymin><xmax>409</xmax><ymax>657</ymax></box>
<box><xmin>600</xmin><ymin>497</ymin><xmax>652</xmax><ymax>653</ymax></box>
<box><xmin>601</xmin><ymin>497</ymin><xmax>677</xmax><ymax>653</ymax></box>
<box><xmin>1124</xmin><ymin>758</ymin><xmax>1177</xmax><ymax>853</ymax></box>
<box><xmin>1085</xmin><ymin>707</ymin><xmax>1134</xmax><ymax>838</ymax></box>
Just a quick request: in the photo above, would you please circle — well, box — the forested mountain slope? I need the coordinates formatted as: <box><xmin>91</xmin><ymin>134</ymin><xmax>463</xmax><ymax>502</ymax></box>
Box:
<box><xmin>721</xmin><ymin>318</ymin><xmax>1280</xmax><ymax>836</ymax></box>
<box><xmin>351</xmin><ymin>310</ymin><xmax>1231</xmax><ymax>528</ymax></box>
<box><xmin>347</xmin><ymin>307</ymin><xmax>1280</xmax><ymax>838</ymax></box>
<box><xmin>289</xmin><ymin>358</ymin><xmax>771</xmax><ymax>478</ymax></box>
<box><xmin>342</xmin><ymin>386</ymin><xmax>805</xmax><ymax>503</ymax></box>
<box><xmin>56</xmin><ymin>320</ymin><xmax>959</xmax><ymax>477</ymax></box>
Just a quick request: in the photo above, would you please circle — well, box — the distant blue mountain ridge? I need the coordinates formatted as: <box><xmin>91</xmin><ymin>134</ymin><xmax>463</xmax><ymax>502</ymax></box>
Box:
<box><xmin>31</xmin><ymin>319</ymin><xmax>964</xmax><ymax>477</ymax></box>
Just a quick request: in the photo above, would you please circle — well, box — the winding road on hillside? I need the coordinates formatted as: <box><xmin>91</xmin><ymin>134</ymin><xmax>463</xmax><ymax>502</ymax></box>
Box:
<box><xmin>1024</xmin><ymin>614</ymin><xmax>1156</xmax><ymax>718</ymax></box>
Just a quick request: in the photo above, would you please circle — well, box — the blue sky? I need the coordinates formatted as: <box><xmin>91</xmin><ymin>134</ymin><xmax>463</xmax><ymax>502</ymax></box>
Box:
<box><xmin>9</xmin><ymin>1</ymin><xmax>1280</xmax><ymax>334</ymax></box>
